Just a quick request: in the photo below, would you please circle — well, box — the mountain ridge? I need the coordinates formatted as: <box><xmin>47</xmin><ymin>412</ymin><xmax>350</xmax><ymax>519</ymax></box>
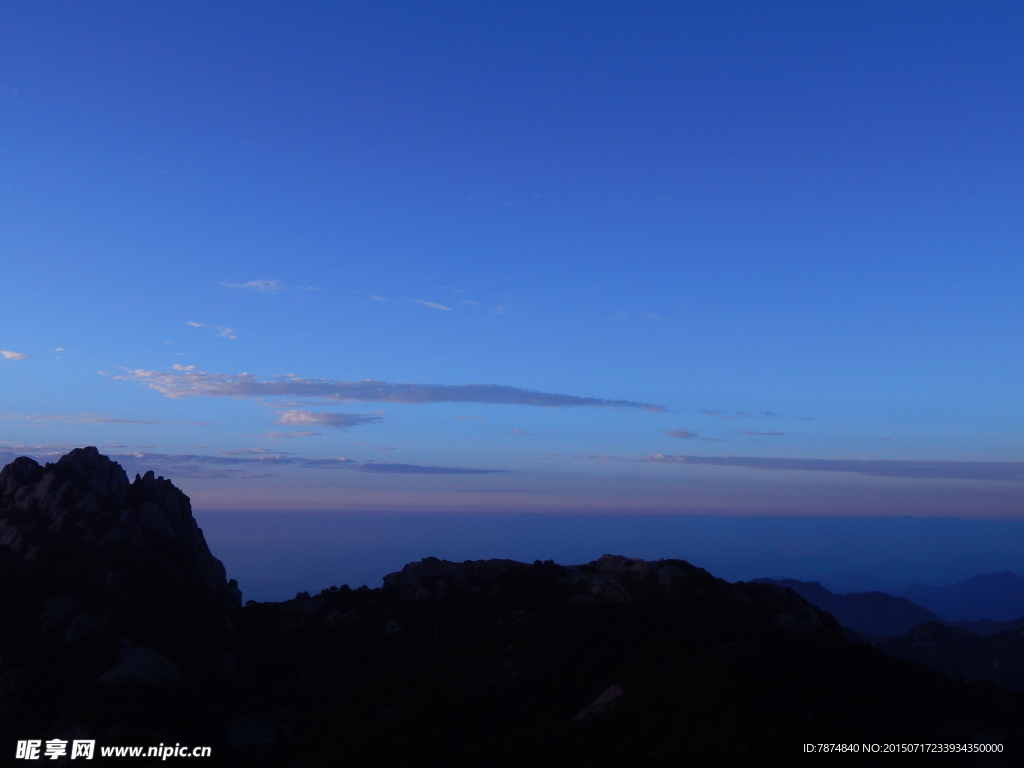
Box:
<box><xmin>2</xmin><ymin>448</ymin><xmax>1023</xmax><ymax>766</ymax></box>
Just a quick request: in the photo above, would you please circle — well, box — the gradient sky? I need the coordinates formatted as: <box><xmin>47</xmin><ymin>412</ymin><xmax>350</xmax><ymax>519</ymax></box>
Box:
<box><xmin>2</xmin><ymin>1</ymin><xmax>1023</xmax><ymax>516</ymax></box>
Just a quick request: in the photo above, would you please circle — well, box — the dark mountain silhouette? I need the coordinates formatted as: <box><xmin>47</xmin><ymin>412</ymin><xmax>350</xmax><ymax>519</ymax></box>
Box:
<box><xmin>895</xmin><ymin>572</ymin><xmax>1024</xmax><ymax>622</ymax></box>
<box><xmin>754</xmin><ymin>578</ymin><xmax>943</xmax><ymax>637</ymax></box>
<box><xmin>0</xmin><ymin>448</ymin><xmax>244</xmax><ymax>758</ymax></box>
<box><xmin>3</xmin><ymin>449</ymin><xmax>1024</xmax><ymax>766</ymax></box>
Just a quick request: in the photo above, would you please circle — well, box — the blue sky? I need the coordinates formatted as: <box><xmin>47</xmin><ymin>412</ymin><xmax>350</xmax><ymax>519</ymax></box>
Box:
<box><xmin>2</xmin><ymin>1</ymin><xmax>1023</xmax><ymax>515</ymax></box>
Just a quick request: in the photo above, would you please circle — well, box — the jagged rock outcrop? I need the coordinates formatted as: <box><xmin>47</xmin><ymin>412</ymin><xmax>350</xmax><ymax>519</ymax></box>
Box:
<box><xmin>0</xmin><ymin>448</ymin><xmax>244</xmax><ymax>755</ymax></box>
<box><xmin>384</xmin><ymin>556</ymin><xmax>528</xmax><ymax>600</ymax></box>
<box><xmin>383</xmin><ymin>554</ymin><xmax>840</xmax><ymax>635</ymax></box>
<box><xmin>0</xmin><ymin>447</ymin><xmax>238</xmax><ymax>606</ymax></box>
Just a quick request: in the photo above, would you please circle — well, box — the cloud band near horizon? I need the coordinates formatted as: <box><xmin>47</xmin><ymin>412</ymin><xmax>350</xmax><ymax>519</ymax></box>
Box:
<box><xmin>641</xmin><ymin>454</ymin><xmax>1024</xmax><ymax>482</ymax></box>
<box><xmin>115</xmin><ymin>369</ymin><xmax>665</xmax><ymax>411</ymax></box>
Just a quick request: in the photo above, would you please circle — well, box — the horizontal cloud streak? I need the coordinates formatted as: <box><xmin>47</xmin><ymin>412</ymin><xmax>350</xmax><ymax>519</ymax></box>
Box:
<box><xmin>355</xmin><ymin>463</ymin><xmax>507</xmax><ymax>475</ymax></box>
<box><xmin>664</xmin><ymin>429</ymin><xmax>723</xmax><ymax>442</ymax></box>
<box><xmin>185</xmin><ymin>322</ymin><xmax>236</xmax><ymax>339</ymax></box>
<box><xmin>410</xmin><ymin>299</ymin><xmax>452</xmax><ymax>311</ymax></box>
<box><xmin>115</xmin><ymin>370</ymin><xmax>664</xmax><ymax>411</ymax></box>
<box><xmin>100</xmin><ymin>451</ymin><xmax>509</xmax><ymax>479</ymax></box>
<box><xmin>221</xmin><ymin>279</ymin><xmax>284</xmax><ymax>292</ymax></box>
<box><xmin>16</xmin><ymin>413</ymin><xmax>211</xmax><ymax>426</ymax></box>
<box><xmin>640</xmin><ymin>454</ymin><xmax>1024</xmax><ymax>482</ymax></box>
<box><xmin>665</xmin><ymin>429</ymin><xmax>699</xmax><ymax>440</ymax></box>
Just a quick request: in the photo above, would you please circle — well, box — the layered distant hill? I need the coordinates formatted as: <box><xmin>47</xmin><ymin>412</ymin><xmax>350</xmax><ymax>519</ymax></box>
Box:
<box><xmin>753</xmin><ymin>578</ymin><xmax>943</xmax><ymax>637</ymax></box>
<box><xmin>758</xmin><ymin>574</ymin><xmax>1024</xmax><ymax>631</ymax></box>
<box><xmin>895</xmin><ymin>573</ymin><xmax>1024</xmax><ymax>623</ymax></box>
<box><xmin>3</xmin><ymin>448</ymin><xmax>1023</xmax><ymax>766</ymax></box>
<box><xmin>756</xmin><ymin>577</ymin><xmax>1024</xmax><ymax>694</ymax></box>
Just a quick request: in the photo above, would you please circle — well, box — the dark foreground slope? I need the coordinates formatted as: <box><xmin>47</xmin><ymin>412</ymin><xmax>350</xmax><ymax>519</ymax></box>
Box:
<box><xmin>248</xmin><ymin>558</ymin><xmax>1024</xmax><ymax>768</ymax></box>
<box><xmin>882</xmin><ymin>622</ymin><xmax>1024</xmax><ymax>693</ymax></box>
<box><xmin>2</xmin><ymin>450</ymin><xmax>1023</xmax><ymax>767</ymax></box>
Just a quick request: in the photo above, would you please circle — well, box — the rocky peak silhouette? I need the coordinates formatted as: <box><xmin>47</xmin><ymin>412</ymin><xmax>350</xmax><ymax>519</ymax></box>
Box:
<box><xmin>0</xmin><ymin>446</ymin><xmax>238</xmax><ymax>606</ymax></box>
<box><xmin>0</xmin><ymin>448</ymin><xmax>244</xmax><ymax>752</ymax></box>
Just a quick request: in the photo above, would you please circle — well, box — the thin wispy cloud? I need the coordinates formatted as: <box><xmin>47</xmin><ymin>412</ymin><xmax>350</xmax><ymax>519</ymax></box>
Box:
<box><xmin>12</xmin><ymin>413</ymin><xmax>210</xmax><ymax>426</ymax></box>
<box><xmin>185</xmin><ymin>322</ymin><xmax>236</xmax><ymax>339</ymax></box>
<box><xmin>355</xmin><ymin>463</ymin><xmax>508</xmax><ymax>475</ymax></box>
<box><xmin>738</xmin><ymin>431</ymin><xmax>789</xmax><ymax>437</ymax></box>
<box><xmin>703</xmin><ymin>409</ymin><xmax>796</xmax><ymax>422</ymax></box>
<box><xmin>410</xmin><ymin>299</ymin><xmax>452</xmax><ymax>311</ymax></box>
<box><xmin>639</xmin><ymin>454</ymin><xmax>1024</xmax><ymax>482</ymax></box>
<box><xmin>452</xmin><ymin>488</ymin><xmax>526</xmax><ymax>493</ymax></box>
<box><xmin>608</xmin><ymin>311</ymin><xmax>664</xmax><ymax>322</ymax></box>
<box><xmin>105</xmin><ymin>451</ymin><xmax>508</xmax><ymax>479</ymax></box>
<box><xmin>220</xmin><ymin>448</ymin><xmax>295</xmax><ymax>456</ymax></box>
<box><xmin>665</xmin><ymin>429</ymin><xmax>699</xmax><ymax>440</ymax></box>
<box><xmin>702</xmin><ymin>409</ymin><xmax>730</xmax><ymax>418</ymax></box>
<box><xmin>274</xmin><ymin>409</ymin><xmax>384</xmax><ymax>430</ymax></box>
<box><xmin>1</xmin><ymin>350</ymin><xmax>30</xmax><ymax>360</ymax></box>
<box><xmin>221</xmin><ymin>279</ymin><xmax>285</xmax><ymax>293</ymax></box>
<box><xmin>353</xmin><ymin>442</ymin><xmax>397</xmax><ymax>452</ymax></box>
<box><xmin>0</xmin><ymin>441</ymin><xmax>81</xmax><ymax>460</ymax></box>
<box><xmin>665</xmin><ymin>429</ymin><xmax>724</xmax><ymax>442</ymax></box>
<box><xmin>114</xmin><ymin>369</ymin><xmax>666</xmax><ymax>411</ymax></box>
<box><xmin>117</xmin><ymin>452</ymin><xmax>353</xmax><ymax>472</ymax></box>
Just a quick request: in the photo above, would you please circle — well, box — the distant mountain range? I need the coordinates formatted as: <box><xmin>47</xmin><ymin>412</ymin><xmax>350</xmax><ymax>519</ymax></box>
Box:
<box><xmin>755</xmin><ymin>577</ymin><xmax>1024</xmax><ymax>693</ymax></box>
<box><xmin>755</xmin><ymin>576</ymin><xmax>1024</xmax><ymax>634</ymax></box>
<box><xmin>752</xmin><ymin>578</ymin><xmax>944</xmax><ymax>637</ymax></box>
<box><xmin>895</xmin><ymin>572</ymin><xmax>1024</xmax><ymax>622</ymax></box>
<box><xmin>3</xmin><ymin>448</ymin><xmax>1024</xmax><ymax>765</ymax></box>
